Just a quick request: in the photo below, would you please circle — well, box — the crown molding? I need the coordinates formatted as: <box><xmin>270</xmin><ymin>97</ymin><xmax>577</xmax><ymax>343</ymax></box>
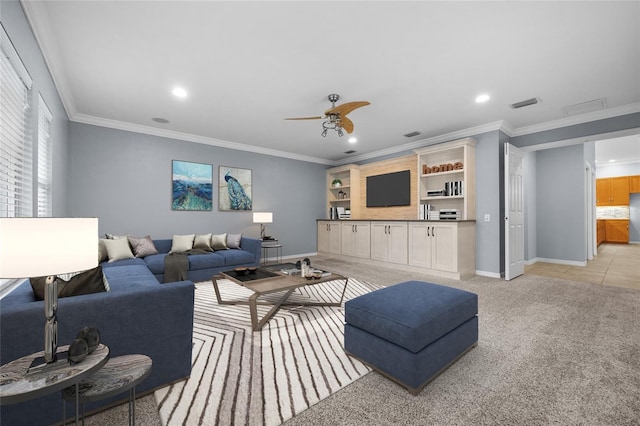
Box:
<box><xmin>71</xmin><ymin>114</ymin><xmax>335</xmax><ymax>166</ymax></box>
<box><xmin>510</xmin><ymin>102</ymin><xmax>640</xmax><ymax>137</ymax></box>
<box><xmin>21</xmin><ymin>0</ymin><xmax>77</xmax><ymax>119</ymax></box>
<box><xmin>334</xmin><ymin>121</ymin><xmax>508</xmax><ymax>165</ymax></box>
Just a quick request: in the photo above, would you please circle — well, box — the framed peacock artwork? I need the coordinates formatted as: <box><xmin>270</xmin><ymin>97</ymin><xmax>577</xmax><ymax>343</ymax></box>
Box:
<box><xmin>218</xmin><ymin>166</ymin><xmax>252</xmax><ymax>211</ymax></box>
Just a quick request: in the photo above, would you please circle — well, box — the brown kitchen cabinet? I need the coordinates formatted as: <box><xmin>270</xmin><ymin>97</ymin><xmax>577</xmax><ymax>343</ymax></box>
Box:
<box><xmin>597</xmin><ymin>220</ymin><xmax>606</xmax><ymax>246</ymax></box>
<box><xmin>629</xmin><ymin>175</ymin><xmax>640</xmax><ymax>193</ymax></box>
<box><xmin>604</xmin><ymin>220</ymin><xmax>629</xmax><ymax>244</ymax></box>
<box><xmin>596</xmin><ymin>177</ymin><xmax>629</xmax><ymax>206</ymax></box>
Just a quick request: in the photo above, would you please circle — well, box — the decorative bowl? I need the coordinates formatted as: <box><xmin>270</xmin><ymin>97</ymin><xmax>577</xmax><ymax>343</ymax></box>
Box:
<box><xmin>234</xmin><ymin>267</ymin><xmax>248</xmax><ymax>276</ymax></box>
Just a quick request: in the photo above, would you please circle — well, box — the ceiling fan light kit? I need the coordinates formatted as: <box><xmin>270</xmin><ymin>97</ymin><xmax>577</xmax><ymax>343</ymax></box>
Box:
<box><xmin>285</xmin><ymin>93</ymin><xmax>370</xmax><ymax>138</ymax></box>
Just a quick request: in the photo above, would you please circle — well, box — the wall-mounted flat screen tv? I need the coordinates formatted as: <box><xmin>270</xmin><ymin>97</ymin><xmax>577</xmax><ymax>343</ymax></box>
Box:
<box><xmin>366</xmin><ymin>170</ymin><xmax>411</xmax><ymax>207</ymax></box>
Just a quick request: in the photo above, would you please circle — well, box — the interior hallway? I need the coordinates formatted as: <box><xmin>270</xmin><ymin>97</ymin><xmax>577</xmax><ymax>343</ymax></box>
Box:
<box><xmin>525</xmin><ymin>243</ymin><xmax>640</xmax><ymax>290</ymax></box>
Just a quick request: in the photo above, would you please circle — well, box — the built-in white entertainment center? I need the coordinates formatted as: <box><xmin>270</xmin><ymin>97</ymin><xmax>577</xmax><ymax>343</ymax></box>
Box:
<box><xmin>318</xmin><ymin>138</ymin><xmax>476</xmax><ymax>279</ymax></box>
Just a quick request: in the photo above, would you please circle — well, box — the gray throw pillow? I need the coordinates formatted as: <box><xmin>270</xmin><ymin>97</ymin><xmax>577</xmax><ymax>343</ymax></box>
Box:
<box><xmin>227</xmin><ymin>233</ymin><xmax>242</xmax><ymax>249</ymax></box>
<box><xmin>128</xmin><ymin>235</ymin><xmax>159</xmax><ymax>258</ymax></box>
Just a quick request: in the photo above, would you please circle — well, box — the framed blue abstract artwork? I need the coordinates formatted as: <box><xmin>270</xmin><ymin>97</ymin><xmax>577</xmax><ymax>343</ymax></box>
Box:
<box><xmin>218</xmin><ymin>166</ymin><xmax>252</xmax><ymax>211</ymax></box>
<box><xmin>172</xmin><ymin>160</ymin><xmax>213</xmax><ymax>211</ymax></box>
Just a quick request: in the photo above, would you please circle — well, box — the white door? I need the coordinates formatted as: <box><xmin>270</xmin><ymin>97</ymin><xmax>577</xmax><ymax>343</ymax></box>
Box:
<box><xmin>505</xmin><ymin>143</ymin><xmax>525</xmax><ymax>280</ymax></box>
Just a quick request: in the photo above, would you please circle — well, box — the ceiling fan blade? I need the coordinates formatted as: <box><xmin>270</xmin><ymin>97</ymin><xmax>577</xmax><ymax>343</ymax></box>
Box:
<box><xmin>284</xmin><ymin>116</ymin><xmax>323</xmax><ymax>120</ymax></box>
<box><xmin>326</xmin><ymin>101</ymin><xmax>370</xmax><ymax>116</ymax></box>
<box><xmin>340</xmin><ymin>116</ymin><xmax>354</xmax><ymax>134</ymax></box>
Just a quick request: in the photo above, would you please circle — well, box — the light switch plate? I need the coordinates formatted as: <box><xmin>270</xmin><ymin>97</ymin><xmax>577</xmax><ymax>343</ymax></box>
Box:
<box><xmin>484</xmin><ymin>214</ymin><xmax>490</xmax><ymax>222</ymax></box>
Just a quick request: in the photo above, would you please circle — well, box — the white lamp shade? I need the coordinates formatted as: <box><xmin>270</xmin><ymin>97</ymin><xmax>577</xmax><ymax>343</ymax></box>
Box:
<box><xmin>252</xmin><ymin>212</ymin><xmax>273</xmax><ymax>224</ymax></box>
<box><xmin>0</xmin><ymin>218</ymin><xmax>99</xmax><ymax>278</ymax></box>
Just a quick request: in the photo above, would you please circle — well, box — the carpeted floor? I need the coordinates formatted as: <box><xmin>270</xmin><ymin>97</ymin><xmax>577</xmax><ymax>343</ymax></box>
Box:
<box><xmin>85</xmin><ymin>255</ymin><xmax>640</xmax><ymax>425</ymax></box>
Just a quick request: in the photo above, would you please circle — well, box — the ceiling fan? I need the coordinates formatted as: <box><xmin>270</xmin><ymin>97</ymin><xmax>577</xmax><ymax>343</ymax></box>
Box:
<box><xmin>285</xmin><ymin>94</ymin><xmax>370</xmax><ymax>137</ymax></box>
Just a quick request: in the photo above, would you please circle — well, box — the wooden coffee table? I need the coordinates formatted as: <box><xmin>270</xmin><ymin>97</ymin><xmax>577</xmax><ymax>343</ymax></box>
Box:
<box><xmin>212</xmin><ymin>268</ymin><xmax>348</xmax><ymax>331</ymax></box>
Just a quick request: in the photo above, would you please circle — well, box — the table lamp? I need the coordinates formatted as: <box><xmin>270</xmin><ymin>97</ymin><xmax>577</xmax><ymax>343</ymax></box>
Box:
<box><xmin>0</xmin><ymin>218</ymin><xmax>98</xmax><ymax>364</ymax></box>
<box><xmin>252</xmin><ymin>212</ymin><xmax>272</xmax><ymax>239</ymax></box>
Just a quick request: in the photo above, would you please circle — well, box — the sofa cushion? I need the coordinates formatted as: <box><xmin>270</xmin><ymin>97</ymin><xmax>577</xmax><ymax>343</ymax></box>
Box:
<box><xmin>216</xmin><ymin>248</ymin><xmax>255</xmax><ymax>265</ymax></box>
<box><xmin>102</xmin><ymin>264</ymin><xmax>159</xmax><ymax>289</ymax></box>
<box><xmin>101</xmin><ymin>258</ymin><xmax>146</xmax><ymax>268</ymax></box>
<box><xmin>188</xmin><ymin>253</ymin><xmax>225</xmax><ymax>270</ymax></box>
<box><xmin>144</xmin><ymin>253</ymin><xmax>168</xmax><ymax>275</ymax></box>
<box><xmin>345</xmin><ymin>281</ymin><xmax>478</xmax><ymax>353</ymax></box>
<box><xmin>152</xmin><ymin>239</ymin><xmax>172</xmax><ymax>254</ymax></box>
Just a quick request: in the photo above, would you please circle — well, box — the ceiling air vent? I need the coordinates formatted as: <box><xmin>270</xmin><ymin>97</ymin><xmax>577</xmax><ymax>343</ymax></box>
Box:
<box><xmin>561</xmin><ymin>98</ymin><xmax>608</xmax><ymax>117</ymax></box>
<box><xmin>404</xmin><ymin>131</ymin><xmax>421</xmax><ymax>138</ymax></box>
<box><xmin>509</xmin><ymin>97</ymin><xmax>540</xmax><ymax>109</ymax></box>
<box><xmin>344</xmin><ymin>150</ymin><xmax>356</xmax><ymax>154</ymax></box>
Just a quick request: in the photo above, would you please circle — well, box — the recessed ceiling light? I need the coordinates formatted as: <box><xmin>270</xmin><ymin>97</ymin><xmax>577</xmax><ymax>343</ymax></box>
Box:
<box><xmin>152</xmin><ymin>117</ymin><xmax>170</xmax><ymax>124</ymax></box>
<box><xmin>348</xmin><ymin>137</ymin><xmax>357</xmax><ymax>143</ymax></box>
<box><xmin>609</xmin><ymin>159</ymin><xmax>616</xmax><ymax>163</ymax></box>
<box><xmin>475</xmin><ymin>94</ymin><xmax>490</xmax><ymax>103</ymax></box>
<box><xmin>172</xmin><ymin>87</ymin><xmax>187</xmax><ymax>98</ymax></box>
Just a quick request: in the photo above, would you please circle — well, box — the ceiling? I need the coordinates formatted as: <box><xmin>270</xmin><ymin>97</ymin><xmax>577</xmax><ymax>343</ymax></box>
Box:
<box><xmin>21</xmin><ymin>1</ymin><xmax>640</xmax><ymax>165</ymax></box>
<box><xmin>595</xmin><ymin>134</ymin><xmax>640</xmax><ymax>166</ymax></box>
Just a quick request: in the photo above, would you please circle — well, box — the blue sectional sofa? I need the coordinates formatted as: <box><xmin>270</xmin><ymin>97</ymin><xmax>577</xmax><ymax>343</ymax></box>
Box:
<box><xmin>0</xmin><ymin>236</ymin><xmax>260</xmax><ymax>425</ymax></box>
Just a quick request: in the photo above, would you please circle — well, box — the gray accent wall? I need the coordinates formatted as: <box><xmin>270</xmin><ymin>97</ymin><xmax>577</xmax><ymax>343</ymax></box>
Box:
<box><xmin>68</xmin><ymin>123</ymin><xmax>327</xmax><ymax>257</ymax></box>
<box><xmin>2</xmin><ymin>0</ymin><xmax>70</xmax><ymax>217</ymax></box>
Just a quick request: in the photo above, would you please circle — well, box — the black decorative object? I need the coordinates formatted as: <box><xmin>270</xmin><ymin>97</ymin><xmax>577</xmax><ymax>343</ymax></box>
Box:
<box><xmin>76</xmin><ymin>326</ymin><xmax>100</xmax><ymax>353</ymax></box>
<box><xmin>68</xmin><ymin>338</ymin><xmax>89</xmax><ymax>364</ymax></box>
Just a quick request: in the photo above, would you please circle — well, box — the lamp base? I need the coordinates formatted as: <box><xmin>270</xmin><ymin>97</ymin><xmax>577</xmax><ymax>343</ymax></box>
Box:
<box><xmin>43</xmin><ymin>276</ymin><xmax>58</xmax><ymax>364</ymax></box>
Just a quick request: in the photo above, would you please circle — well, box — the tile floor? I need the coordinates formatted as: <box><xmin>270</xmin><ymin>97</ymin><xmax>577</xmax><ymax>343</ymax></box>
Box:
<box><xmin>525</xmin><ymin>243</ymin><xmax>640</xmax><ymax>289</ymax></box>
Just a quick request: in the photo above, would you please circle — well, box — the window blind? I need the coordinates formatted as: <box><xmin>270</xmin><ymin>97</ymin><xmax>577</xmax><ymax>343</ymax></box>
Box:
<box><xmin>1</xmin><ymin>26</ymin><xmax>33</xmax><ymax>218</ymax></box>
<box><xmin>37</xmin><ymin>95</ymin><xmax>53</xmax><ymax>217</ymax></box>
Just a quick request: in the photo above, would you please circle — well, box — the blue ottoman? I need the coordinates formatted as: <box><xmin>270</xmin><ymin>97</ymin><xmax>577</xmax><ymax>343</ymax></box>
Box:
<box><xmin>344</xmin><ymin>280</ymin><xmax>478</xmax><ymax>394</ymax></box>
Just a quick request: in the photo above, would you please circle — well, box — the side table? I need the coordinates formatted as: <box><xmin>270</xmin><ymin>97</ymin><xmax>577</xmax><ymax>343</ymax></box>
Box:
<box><xmin>62</xmin><ymin>354</ymin><xmax>152</xmax><ymax>426</ymax></box>
<box><xmin>261</xmin><ymin>238</ymin><xmax>282</xmax><ymax>265</ymax></box>
<box><xmin>0</xmin><ymin>344</ymin><xmax>110</xmax><ymax>424</ymax></box>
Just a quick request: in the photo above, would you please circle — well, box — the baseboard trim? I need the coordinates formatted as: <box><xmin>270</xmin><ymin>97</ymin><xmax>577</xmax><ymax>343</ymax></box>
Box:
<box><xmin>475</xmin><ymin>270</ymin><xmax>501</xmax><ymax>278</ymax></box>
<box><xmin>527</xmin><ymin>257</ymin><xmax>587</xmax><ymax>267</ymax></box>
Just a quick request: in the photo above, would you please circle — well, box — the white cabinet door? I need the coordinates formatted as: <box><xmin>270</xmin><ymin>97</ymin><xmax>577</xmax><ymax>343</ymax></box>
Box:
<box><xmin>317</xmin><ymin>221</ymin><xmax>329</xmax><ymax>253</ymax></box>
<box><xmin>341</xmin><ymin>222</ymin><xmax>355</xmax><ymax>256</ymax></box>
<box><xmin>409</xmin><ymin>223</ymin><xmax>431</xmax><ymax>268</ymax></box>
<box><xmin>328</xmin><ymin>222</ymin><xmax>341</xmax><ymax>254</ymax></box>
<box><xmin>370</xmin><ymin>222</ymin><xmax>407</xmax><ymax>264</ymax></box>
<box><xmin>432</xmin><ymin>223</ymin><xmax>458</xmax><ymax>272</ymax></box>
<box><xmin>387</xmin><ymin>222</ymin><xmax>408</xmax><ymax>264</ymax></box>
<box><xmin>353</xmin><ymin>221</ymin><xmax>371</xmax><ymax>259</ymax></box>
<box><xmin>370</xmin><ymin>223</ymin><xmax>388</xmax><ymax>261</ymax></box>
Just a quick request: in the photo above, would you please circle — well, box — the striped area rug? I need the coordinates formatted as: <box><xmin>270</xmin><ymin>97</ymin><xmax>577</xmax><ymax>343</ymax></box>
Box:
<box><xmin>154</xmin><ymin>277</ymin><xmax>381</xmax><ymax>425</ymax></box>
